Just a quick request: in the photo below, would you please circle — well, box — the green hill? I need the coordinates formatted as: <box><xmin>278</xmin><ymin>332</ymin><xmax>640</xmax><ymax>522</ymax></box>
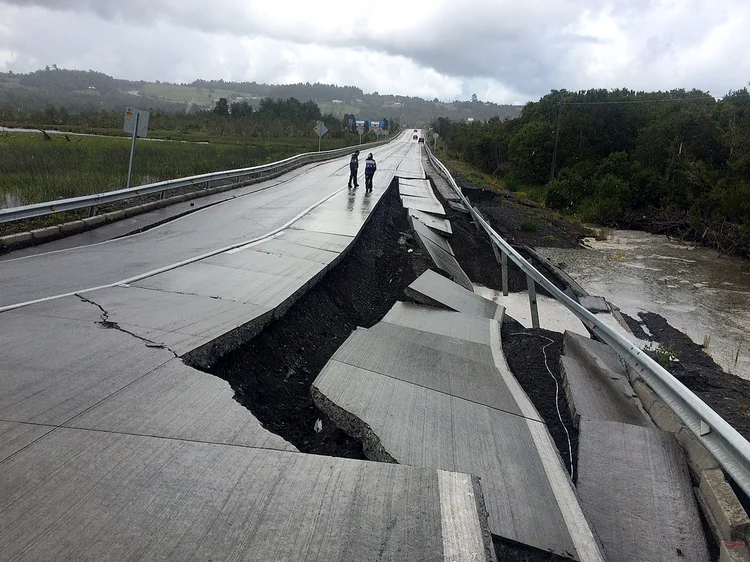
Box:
<box><xmin>0</xmin><ymin>68</ymin><xmax>522</xmax><ymax>125</ymax></box>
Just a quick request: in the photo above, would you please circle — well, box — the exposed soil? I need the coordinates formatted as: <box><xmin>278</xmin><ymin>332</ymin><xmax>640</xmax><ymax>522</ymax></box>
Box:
<box><xmin>493</xmin><ymin>535</ymin><xmax>572</xmax><ymax>562</ymax></box>
<box><xmin>460</xmin><ymin>184</ymin><xmax>592</xmax><ymax>250</ymax></box>
<box><xmin>437</xmin><ymin>183</ymin><xmax>570</xmax><ymax>296</ymax></box>
<box><xmin>204</xmin><ymin>182</ymin><xmax>434</xmax><ymax>457</ymax></box>
<box><xmin>501</xmin><ymin>318</ymin><xmax>579</xmax><ymax>481</ymax></box>
<box><xmin>626</xmin><ymin>311</ymin><xmax>750</xmax><ymax>441</ymax></box>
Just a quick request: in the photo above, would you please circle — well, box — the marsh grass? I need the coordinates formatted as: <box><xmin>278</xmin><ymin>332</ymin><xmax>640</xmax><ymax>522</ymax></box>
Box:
<box><xmin>0</xmin><ymin>132</ymin><xmax>351</xmax><ymax>206</ymax></box>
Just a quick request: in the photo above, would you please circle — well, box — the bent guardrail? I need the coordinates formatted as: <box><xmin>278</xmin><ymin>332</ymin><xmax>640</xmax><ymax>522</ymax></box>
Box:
<box><xmin>425</xmin><ymin>144</ymin><xmax>750</xmax><ymax>497</ymax></box>
<box><xmin>0</xmin><ymin>136</ymin><xmax>397</xmax><ymax>224</ymax></box>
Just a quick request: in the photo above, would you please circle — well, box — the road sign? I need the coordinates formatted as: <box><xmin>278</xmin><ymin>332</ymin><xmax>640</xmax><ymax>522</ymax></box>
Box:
<box><xmin>123</xmin><ymin>107</ymin><xmax>149</xmax><ymax>138</ymax></box>
<box><xmin>313</xmin><ymin>121</ymin><xmax>328</xmax><ymax>137</ymax></box>
<box><xmin>313</xmin><ymin>121</ymin><xmax>328</xmax><ymax>151</ymax></box>
<box><xmin>357</xmin><ymin>125</ymin><xmax>364</xmax><ymax>145</ymax></box>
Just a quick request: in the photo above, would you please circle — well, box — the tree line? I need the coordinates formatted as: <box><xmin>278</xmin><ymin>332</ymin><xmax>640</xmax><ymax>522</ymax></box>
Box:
<box><xmin>434</xmin><ymin>88</ymin><xmax>750</xmax><ymax>257</ymax></box>
<box><xmin>0</xmin><ymin>94</ymin><xmax>400</xmax><ymax>143</ymax></box>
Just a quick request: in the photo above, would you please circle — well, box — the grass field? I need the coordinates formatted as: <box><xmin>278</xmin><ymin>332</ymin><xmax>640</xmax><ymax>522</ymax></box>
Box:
<box><xmin>0</xmin><ymin>131</ymin><xmax>354</xmax><ymax>206</ymax></box>
<box><xmin>141</xmin><ymin>83</ymin><xmax>242</xmax><ymax>108</ymax></box>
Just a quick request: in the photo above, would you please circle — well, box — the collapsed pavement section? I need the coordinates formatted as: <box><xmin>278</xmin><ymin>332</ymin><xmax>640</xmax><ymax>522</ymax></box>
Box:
<box><xmin>312</xmin><ymin>273</ymin><xmax>605</xmax><ymax>561</ymax></box>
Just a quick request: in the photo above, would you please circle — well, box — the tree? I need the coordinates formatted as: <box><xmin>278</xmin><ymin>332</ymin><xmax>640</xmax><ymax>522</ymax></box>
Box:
<box><xmin>213</xmin><ymin>97</ymin><xmax>229</xmax><ymax>117</ymax></box>
<box><xmin>471</xmin><ymin>93</ymin><xmax>478</xmax><ymax>103</ymax></box>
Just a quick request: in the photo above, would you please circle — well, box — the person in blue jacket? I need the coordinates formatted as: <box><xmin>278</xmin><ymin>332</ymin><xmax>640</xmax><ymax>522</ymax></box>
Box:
<box><xmin>364</xmin><ymin>153</ymin><xmax>376</xmax><ymax>192</ymax></box>
<box><xmin>348</xmin><ymin>150</ymin><xmax>360</xmax><ymax>188</ymax></box>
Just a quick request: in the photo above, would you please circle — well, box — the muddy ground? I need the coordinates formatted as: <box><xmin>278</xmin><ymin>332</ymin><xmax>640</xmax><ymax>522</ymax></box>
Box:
<box><xmin>623</xmin><ymin>312</ymin><xmax>750</xmax><ymax>441</ymax></box>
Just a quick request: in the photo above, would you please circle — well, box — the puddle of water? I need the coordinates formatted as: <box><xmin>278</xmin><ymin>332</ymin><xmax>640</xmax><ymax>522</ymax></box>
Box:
<box><xmin>540</xmin><ymin>230</ymin><xmax>750</xmax><ymax>378</ymax></box>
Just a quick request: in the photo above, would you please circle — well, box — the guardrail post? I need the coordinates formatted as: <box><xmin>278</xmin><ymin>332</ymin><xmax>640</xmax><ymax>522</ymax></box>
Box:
<box><xmin>526</xmin><ymin>274</ymin><xmax>540</xmax><ymax>328</ymax></box>
<box><xmin>502</xmin><ymin>252</ymin><xmax>509</xmax><ymax>297</ymax></box>
<box><xmin>87</xmin><ymin>205</ymin><xmax>97</xmax><ymax>218</ymax></box>
<box><xmin>158</xmin><ymin>190</ymin><xmax>165</xmax><ymax>200</ymax></box>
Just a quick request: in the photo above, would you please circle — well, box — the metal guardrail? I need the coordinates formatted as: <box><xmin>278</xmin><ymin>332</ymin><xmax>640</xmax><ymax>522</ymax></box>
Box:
<box><xmin>0</xmin><ymin>136</ymin><xmax>396</xmax><ymax>224</ymax></box>
<box><xmin>426</xmin><ymin>145</ymin><xmax>750</xmax><ymax>497</ymax></box>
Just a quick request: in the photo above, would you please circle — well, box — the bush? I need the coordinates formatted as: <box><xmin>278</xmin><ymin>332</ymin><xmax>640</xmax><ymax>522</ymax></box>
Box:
<box><xmin>519</xmin><ymin>219</ymin><xmax>538</xmax><ymax>231</ymax></box>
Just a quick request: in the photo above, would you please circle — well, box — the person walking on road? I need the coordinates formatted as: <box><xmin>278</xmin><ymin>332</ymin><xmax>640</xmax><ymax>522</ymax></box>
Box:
<box><xmin>348</xmin><ymin>150</ymin><xmax>360</xmax><ymax>188</ymax></box>
<box><xmin>364</xmin><ymin>153</ymin><xmax>376</xmax><ymax>192</ymax></box>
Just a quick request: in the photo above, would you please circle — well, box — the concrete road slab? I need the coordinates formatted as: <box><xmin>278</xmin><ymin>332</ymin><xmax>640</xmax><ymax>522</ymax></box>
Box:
<box><xmin>578</xmin><ymin>295</ymin><xmax>610</xmax><ymax>313</ymax></box>
<box><xmin>332</xmin><ymin>328</ymin><xmax>522</xmax><ymax>415</ymax></box>
<box><xmin>562</xmin><ymin>331</ymin><xmax>650</xmax><ymax>427</ymax></box>
<box><xmin>382</xmin><ymin>301</ymin><xmax>493</xmax><ymax>345</ymax></box>
<box><xmin>410</xmin><ymin>226</ymin><xmax>474</xmax><ymax>291</ymax></box>
<box><xmin>396</xmin><ymin>154</ymin><xmax>426</xmax><ymax>178</ymax></box>
<box><xmin>401</xmin><ymin>194</ymin><xmax>445</xmax><ymax>215</ymax></box>
<box><xmin>0</xmin><ymin>176</ymin><xmax>293</xmax><ymax>260</ymax></box>
<box><xmin>0</xmin><ymin>302</ymin><xmax>174</xmax><ymax>426</ymax></box>
<box><xmin>273</xmin><ymin>228</ymin><xmax>354</xmax><ymax>254</ymax></box>
<box><xmin>67</xmin><ymin>358</ymin><xmax>297</xmax><ymax>452</ymax></box>
<box><xmin>367</xmin><ymin>322</ymin><xmax>495</xmax><ymax>366</ymax></box>
<box><xmin>134</xmin><ymin>261</ymin><xmax>302</xmax><ymax>309</ymax></box>
<box><xmin>234</xmin><ymin>236</ymin><xmax>340</xmax><ymax>264</ymax></box>
<box><xmin>314</xmin><ymin>360</ymin><xmax>584</xmax><ymax>558</ymax></box>
<box><xmin>408</xmin><ymin>208</ymin><xmax>453</xmax><ymax>235</ymax></box>
<box><xmin>448</xmin><ymin>200</ymin><xmax>469</xmax><ymax>213</ymax></box>
<box><xmin>0</xmin><ymin>428</ymin><xmax>495</xmax><ymax>561</ymax></box>
<box><xmin>205</xmin><ymin>248</ymin><xmax>328</xmax><ymax>281</ymax></box>
<box><xmin>398</xmin><ymin>178</ymin><xmax>431</xmax><ymax>188</ymax></box>
<box><xmin>407</xmin><ymin>269</ymin><xmax>503</xmax><ymax>320</ymax></box>
<box><xmin>399</xmin><ymin>179</ymin><xmax>437</xmax><ymax>199</ymax></box>
<box><xmin>0</xmin><ymin>421</ymin><xmax>53</xmax><ymax>462</ymax></box>
<box><xmin>290</xmin><ymin>210</ymin><xmax>371</xmax><ymax>237</ymax></box>
<box><xmin>578</xmin><ymin>419</ymin><xmax>709</xmax><ymax>562</ymax></box>
<box><xmin>411</xmin><ymin>216</ymin><xmax>453</xmax><ymax>254</ymax></box>
<box><xmin>428</xmin><ymin>171</ymin><xmax>461</xmax><ymax>202</ymax></box>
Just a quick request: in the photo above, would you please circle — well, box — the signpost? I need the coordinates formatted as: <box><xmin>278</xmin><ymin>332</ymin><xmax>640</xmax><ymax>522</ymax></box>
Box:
<box><xmin>313</xmin><ymin>121</ymin><xmax>328</xmax><ymax>151</ymax></box>
<box><xmin>433</xmin><ymin>132</ymin><xmax>439</xmax><ymax>150</ymax></box>
<box><xmin>356</xmin><ymin>125</ymin><xmax>364</xmax><ymax>145</ymax></box>
<box><xmin>123</xmin><ymin>107</ymin><xmax>149</xmax><ymax>189</ymax></box>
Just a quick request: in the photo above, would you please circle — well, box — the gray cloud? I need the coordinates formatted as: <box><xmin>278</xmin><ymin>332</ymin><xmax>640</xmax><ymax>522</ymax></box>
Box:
<box><xmin>1</xmin><ymin>0</ymin><xmax>748</xmax><ymax>104</ymax></box>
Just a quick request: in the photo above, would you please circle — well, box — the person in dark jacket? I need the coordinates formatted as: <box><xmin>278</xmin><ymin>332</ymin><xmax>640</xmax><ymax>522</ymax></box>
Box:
<box><xmin>364</xmin><ymin>153</ymin><xmax>376</xmax><ymax>192</ymax></box>
<box><xmin>348</xmin><ymin>150</ymin><xmax>360</xmax><ymax>188</ymax></box>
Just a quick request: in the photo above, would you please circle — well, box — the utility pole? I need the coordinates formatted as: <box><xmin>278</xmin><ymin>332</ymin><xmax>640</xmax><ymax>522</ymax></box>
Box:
<box><xmin>549</xmin><ymin>102</ymin><xmax>563</xmax><ymax>183</ymax></box>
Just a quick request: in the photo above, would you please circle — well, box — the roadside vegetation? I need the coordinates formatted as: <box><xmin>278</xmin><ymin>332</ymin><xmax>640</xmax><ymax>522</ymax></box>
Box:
<box><xmin>0</xmin><ymin>133</ymin><xmax>359</xmax><ymax>207</ymax></box>
<box><xmin>433</xmin><ymin>88</ymin><xmax>750</xmax><ymax>258</ymax></box>
<box><xmin>0</xmin><ymin>94</ymin><xmax>396</xmax><ymax>207</ymax></box>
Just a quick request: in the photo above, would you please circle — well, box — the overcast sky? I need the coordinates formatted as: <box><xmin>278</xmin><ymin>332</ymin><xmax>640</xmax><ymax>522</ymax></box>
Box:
<box><xmin>1</xmin><ymin>0</ymin><xmax>748</xmax><ymax>104</ymax></box>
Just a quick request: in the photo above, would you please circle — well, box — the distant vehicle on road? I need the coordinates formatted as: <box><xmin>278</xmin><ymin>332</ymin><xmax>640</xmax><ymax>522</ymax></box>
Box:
<box><xmin>412</xmin><ymin>135</ymin><xmax>418</xmax><ymax>140</ymax></box>
<box><xmin>413</xmin><ymin>129</ymin><xmax>417</xmax><ymax>132</ymax></box>
<box><xmin>418</xmin><ymin>137</ymin><xmax>424</xmax><ymax>143</ymax></box>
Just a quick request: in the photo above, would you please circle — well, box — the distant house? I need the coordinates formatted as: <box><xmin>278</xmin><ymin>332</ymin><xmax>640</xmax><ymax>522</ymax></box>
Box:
<box><xmin>331</xmin><ymin>100</ymin><xmax>344</xmax><ymax>104</ymax></box>
<box><xmin>467</xmin><ymin>117</ymin><xmax>475</xmax><ymax>122</ymax></box>
<box><xmin>383</xmin><ymin>102</ymin><xmax>403</xmax><ymax>108</ymax></box>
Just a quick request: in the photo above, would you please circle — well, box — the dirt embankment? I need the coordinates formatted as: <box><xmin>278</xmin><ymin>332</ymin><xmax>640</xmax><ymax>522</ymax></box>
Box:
<box><xmin>203</xmin><ymin>182</ymin><xmax>434</xmax><ymax>457</ymax></box>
